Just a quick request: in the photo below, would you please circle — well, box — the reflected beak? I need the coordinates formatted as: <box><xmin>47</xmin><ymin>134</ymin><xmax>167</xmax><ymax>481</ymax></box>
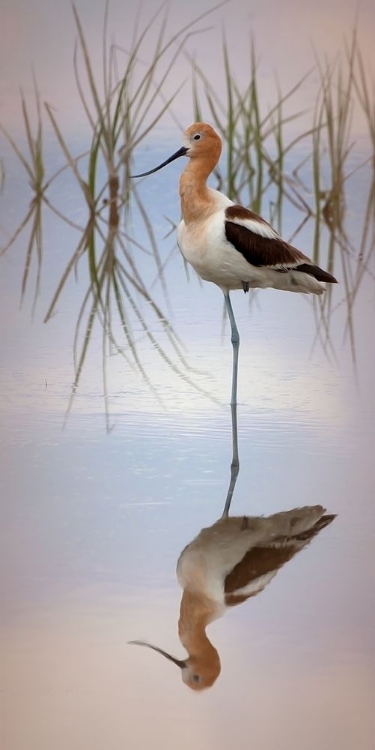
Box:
<box><xmin>128</xmin><ymin>640</ymin><xmax>187</xmax><ymax>669</ymax></box>
<box><xmin>131</xmin><ymin>146</ymin><xmax>189</xmax><ymax>178</ymax></box>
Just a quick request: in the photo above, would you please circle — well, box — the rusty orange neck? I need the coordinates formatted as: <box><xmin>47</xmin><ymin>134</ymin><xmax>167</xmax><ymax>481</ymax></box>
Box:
<box><xmin>178</xmin><ymin>590</ymin><xmax>217</xmax><ymax>657</ymax></box>
<box><xmin>179</xmin><ymin>153</ymin><xmax>219</xmax><ymax>224</ymax></box>
<box><xmin>178</xmin><ymin>590</ymin><xmax>221</xmax><ymax>683</ymax></box>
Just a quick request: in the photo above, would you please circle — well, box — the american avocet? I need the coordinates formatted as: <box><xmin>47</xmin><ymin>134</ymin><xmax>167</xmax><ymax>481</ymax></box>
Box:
<box><xmin>129</xmin><ymin>504</ymin><xmax>335</xmax><ymax>691</ymax></box>
<box><xmin>132</xmin><ymin>123</ymin><xmax>338</xmax><ymax>405</ymax></box>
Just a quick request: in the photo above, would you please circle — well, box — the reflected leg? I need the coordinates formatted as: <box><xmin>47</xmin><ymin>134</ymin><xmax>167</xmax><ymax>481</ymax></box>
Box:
<box><xmin>222</xmin><ymin>402</ymin><xmax>240</xmax><ymax>517</ymax></box>
<box><xmin>224</xmin><ymin>292</ymin><xmax>240</xmax><ymax>407</ymax></box>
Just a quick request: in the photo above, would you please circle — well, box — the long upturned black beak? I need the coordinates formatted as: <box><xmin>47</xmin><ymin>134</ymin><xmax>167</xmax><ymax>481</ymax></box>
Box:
<box><xmin>128</xmin><ymin>640</ymin><xmax>187</xmax><ymax>669</ymax></box>
<box><xmin>131</xmin><ymin>146</ymin><xmax>189</xmax><ymax>178</ymax></box>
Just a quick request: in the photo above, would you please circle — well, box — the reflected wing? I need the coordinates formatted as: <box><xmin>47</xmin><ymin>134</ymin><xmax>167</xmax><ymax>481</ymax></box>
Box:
<box><xmin>224</xmin><ymin>205</ymin><xmax>337</xmax><ymax>283</ymax></box>
<box><xmin>224</xmin><ymin>514</ymin><xmax>336</xmax><ymax>607</ymax></box>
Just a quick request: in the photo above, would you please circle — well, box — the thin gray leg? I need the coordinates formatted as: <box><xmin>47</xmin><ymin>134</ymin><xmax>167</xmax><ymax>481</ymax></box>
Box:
<box><xmin>222</xmin><ymin>402</ymin><xmax>240</xmax><ymax>517</ymax></box>
<box><xmin>224</xmin><ymin>292</ymin><xmax>240</xmax><ymax>406</ymax></box>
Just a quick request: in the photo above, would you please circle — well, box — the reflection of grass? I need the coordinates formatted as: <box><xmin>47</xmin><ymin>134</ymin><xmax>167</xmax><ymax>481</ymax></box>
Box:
<box><xmin>0</xmin><ymin>7</ymin><xmax>374</xmax><ymax>419</ymax></box>
<box><xmin>43</xmin><ymin>213</ymin><xmax>218</xmax><ymax>429</ymax></box>
<box><xmin>0</xmin><ymin>160</ymin><xmax>6</xmax><ymax>193</ymax></box>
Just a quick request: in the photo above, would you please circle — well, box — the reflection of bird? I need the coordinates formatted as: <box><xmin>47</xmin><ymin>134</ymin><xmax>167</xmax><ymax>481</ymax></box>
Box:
<box><xmin>130</xmin><ymin>504</ymin><xmax>335</xmax><ymax>691</ymax></box>
<box><xmin>132</xmin><ymin>123</ymin><xmax>338</xmax><ymax>404</ymax></box>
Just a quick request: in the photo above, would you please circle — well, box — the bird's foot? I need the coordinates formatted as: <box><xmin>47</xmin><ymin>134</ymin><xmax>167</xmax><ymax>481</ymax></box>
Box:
<box><xmin>240</xmin><ymin>516</ymin><xmax>249</xmax><ymax>530</ymax></box>
<box><xmin>242</xmin><ymin>281</ymin><xmax>249</xmax><ymax>293</ymax></box>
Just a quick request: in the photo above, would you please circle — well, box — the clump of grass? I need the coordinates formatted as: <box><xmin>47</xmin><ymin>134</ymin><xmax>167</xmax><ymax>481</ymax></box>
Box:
<box><xmin>308</xmin><ymin>30</ymin><xmax>375</xmax><ymax>363</ymax></box>
<box><xmin>53</xmin><ymin>2</ymin><xmax>228</xmax><ymax>423</ymax></box>
<box><xmin>1</xmin><ymin>2</ymin><xmax>226</xmax><ymax>425</ymax></box>
<box><xmin>48</xmin><ymin>1</ymin><xmax>227</xmax><ymax>219</ymax></box>
<box><xmin>349</xmin><ymin>32</ymin><xmax>375</xmax><ymax>303</ymax></box>
<box><xmin>189</xmin><ymin>28</ymin><xmax>375</xmax><ymax>366</ymax></box>
<box><xmin>0</xmin><ymin>74</ymin><xmax>91</xmax><ymax>313</ymax></box>
<box><xmin>312</xmin><ymin>47</ymin><xmax>355</xmax><ymax>244</ymax></box>
<box><xmin>0</xmin><ymin>77</ymin><xmax>83</xmax><ymax>313</ymax></box>
<box><xmin>191</xmin><ymin>36</ymin><xmax>315</xmax><ymax>228</ymax></box>
<box><xmin>350</xmin><ymin>29</ymin><xmax>375</xmax><ymax>165</ymax></box>
<box><xmin>0</xmin><ymin>79</ymin><xmax>45</xmax><ymax>316</ymax></box>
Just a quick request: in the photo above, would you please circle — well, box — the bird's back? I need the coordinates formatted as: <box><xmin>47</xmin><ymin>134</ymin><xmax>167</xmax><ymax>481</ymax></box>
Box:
<box><xmin>176</xmin><ymin>507</ymin><xmax>335</xmax><ymax>608</ymax></box>
<box><xmin>224</xmin><ymin>510</ymin><xmax>336</xmax><ymax>606</ymax></box>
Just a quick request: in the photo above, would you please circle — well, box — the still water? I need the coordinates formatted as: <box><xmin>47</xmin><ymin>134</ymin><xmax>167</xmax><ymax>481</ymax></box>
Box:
<box><xmin>1</xmin><ymin>2</ymin><xmax>375</xmax><ymax>749</ymax></box>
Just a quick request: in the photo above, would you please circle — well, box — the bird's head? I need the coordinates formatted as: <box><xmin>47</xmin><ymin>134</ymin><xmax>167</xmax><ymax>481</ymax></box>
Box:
<box><xmin>130</xmin><ymin>122</ymin><xmax>221</xmax><ymax>178</ymax></box>
<box><xmin>128</xmin><ymin>639</ymin><xmax>221</xmax><ymax>691</ymax></box>
<box><xmin>182</xmin><ymin>122</ymin><xmax>222</xmax><ymax>162</ymax></box>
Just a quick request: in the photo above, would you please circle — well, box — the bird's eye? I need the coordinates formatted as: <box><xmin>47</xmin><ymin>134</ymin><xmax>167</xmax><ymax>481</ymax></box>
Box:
<box><xmin>192</xmin><ymin>674</ymin><xmax>201</xmax><ymax>683</ymax></box>
<box><xmin>193</xmin><ymin>134</ymin><xmax>201</xmax><ymax>140</ymax></box>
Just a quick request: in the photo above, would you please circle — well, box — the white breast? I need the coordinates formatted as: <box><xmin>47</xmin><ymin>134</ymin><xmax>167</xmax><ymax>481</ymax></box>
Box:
<box><xmin>176</xmin><ymin>523</ymin><xmax>265</xmax><ymax>606</ymax></box>
<box><xmin>177</xmin><ymin>188</ymin><xmax>233</xmax><ymax>274</ymax></box>
<box><xmin>177</xmin><ymin>194</ymin><xmax>270</xmax><ymax>291</ymax></box>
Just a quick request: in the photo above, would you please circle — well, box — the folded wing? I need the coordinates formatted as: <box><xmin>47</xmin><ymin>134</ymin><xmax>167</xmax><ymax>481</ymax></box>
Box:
<box><xmin>224</xmin><ymin>513</ymin><xmax>336</xmax><ymax>607</ymax></box>
<box><xmin>224</xmin><ymin>205</ymin><xmax>337</xmax><ymax>284</ymax></box>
